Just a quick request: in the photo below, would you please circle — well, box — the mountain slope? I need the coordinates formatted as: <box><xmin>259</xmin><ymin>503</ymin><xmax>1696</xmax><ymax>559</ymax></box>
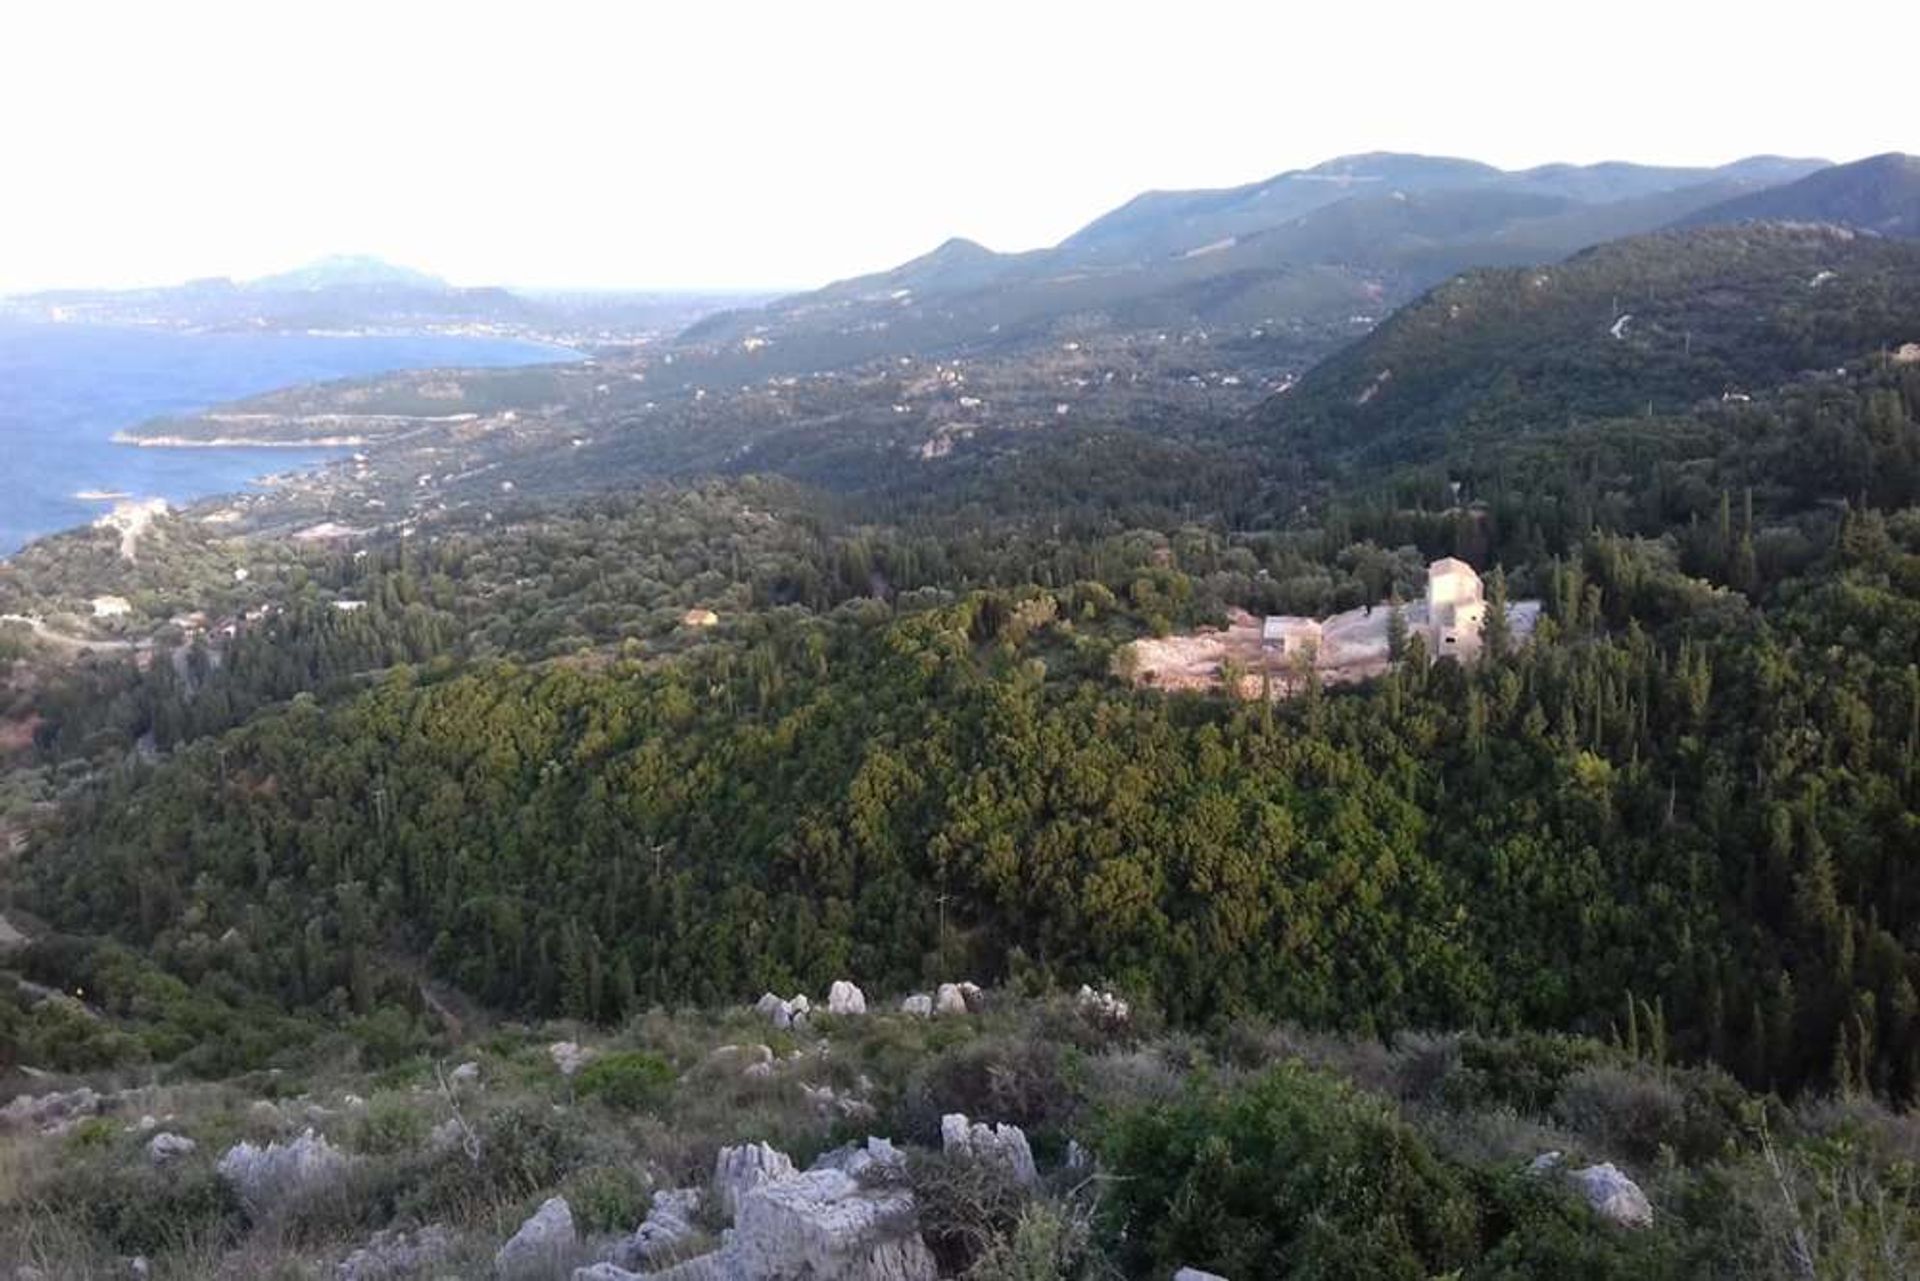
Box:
<box><xmin>679</xmin><ymin>152</ymin><xmax>1830</xmax><ymax>372</ymax></box>
<box><xmin>1676</xmin><ymin>152</ymin><xmax>1920</xmax><ymax>237</ymax></box>
<box><xmin>1253</xmin><ymin>222</ymin><xmax>1920</xmax><ymax>465</ymax></box>
<box><xmin>247</xmin><ymin>254</ymin><xmax>447</xmax><ymax>292</ymax></box>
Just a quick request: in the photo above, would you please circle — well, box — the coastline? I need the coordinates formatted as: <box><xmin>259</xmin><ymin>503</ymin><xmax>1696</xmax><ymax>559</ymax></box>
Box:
<box><xmin>111</xmin><ymin>431</ymin><xmax>370</xmax><ymax>448</ymax></box>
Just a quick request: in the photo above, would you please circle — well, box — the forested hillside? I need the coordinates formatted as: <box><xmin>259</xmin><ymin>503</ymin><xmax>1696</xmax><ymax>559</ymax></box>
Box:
<box><xmin>4</xmin><ymin>219</ymin><xmax>1920</xmax><ymax>1278</ymax></box>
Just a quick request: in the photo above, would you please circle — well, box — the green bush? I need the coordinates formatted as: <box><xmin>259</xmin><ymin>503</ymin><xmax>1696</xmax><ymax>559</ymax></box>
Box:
<box><xmin>1441</xmin><ymin>1033</ymin><xmax>1607</xmax><ymax>1115</ymax></box>
<box><xmin>576</xmin><ymin>1050</ymin><xmax>676</xmax><ymax>1113</ymax></box>
<box><xmin>1098</xmin><ymin>1062</ymin><xmax>1480</xmax><ymax>1280</ymax></box>
<box><xmin>354</xmin><ymin>1094</ymin><xmax>432</xmax><ymax>1155</ymax></box>
<box><xmin>40</xmin><ymin>1160</ymin><xmax>243</xmax><ymax>1257</ymax></box>
<box><xmin>562</xmin><ymin>1162</ymin><xmax>653</xmax><ymax>1233</ymax></box>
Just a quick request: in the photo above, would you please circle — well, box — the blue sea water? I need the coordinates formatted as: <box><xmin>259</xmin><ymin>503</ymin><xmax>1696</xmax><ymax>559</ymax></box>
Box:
<box><xmin>0</xmin><ymin>323</ymin><xmax>574</xmax><ymax>555</ymax></box>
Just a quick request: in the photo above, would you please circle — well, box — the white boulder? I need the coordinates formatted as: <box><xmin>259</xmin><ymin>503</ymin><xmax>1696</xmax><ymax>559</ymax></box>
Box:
<box><xmin>933</xmin><ymin>984</ymin><xmax>968</xmax><ymax>1016</ymax></box>
<box><xmin>900</xmin><ymin>994</ymin><xmax>933</xmax><ymax>1018</ymax></box>
<box><xmin>714</xmin><ymin>1141</ymin><xmax>799</xmax><ymax>1218</ymax></box>
<box><xmin>337</xmin><ymin>1224</ymin><xmax>453</xmax><ymax>1280</ymax></box>
<box><xmin>449</xmin><ymin>1061</ymin><xmax>482</xmax><ymax>1086</ymax></box>
<box><xmin>1076</xmin><ymin>984</ymin><xmax>1130</xmax><ymax>1026</ymax></box>
<box><xmin>731</xmin><ymin>1167</ymin><xmax>936</xmax><ymax>1281</ymax></box>
<box><xmin>549</xmin><ymin>1042</ymin><xmax>593</xmax><ymax>1077</ymax></box>
<box><xmin>940</xmin><ymin>1113</ymin><xmax>1038</xmax><ymax>1185</ymax></box>
<box><xmin>1571</xmin><ymin>1162</ymin><xmax>1653</xmax><ymax>1228</ymax></box>
<box><xmin>828</xmin><ymin>981</ymin><xmax>868</xmax><ymax>1016</ymax></box>
<box><xmin>496</xmin><ymin>1196</ymin><xmax>577</xmax><ymax>1276</ymax></box>
<box><xmin>607</xmin><ymin>1186</ymin><xmax>703</xmax><ymax>1270</ymax></box>
<box><xmin>810</xmin><ymin>1136</ymin><xmax>905</xmax><ymax>1180</ymax></box>
<box><xmin>217</xmin><ymin>1128</ymin><xmax>351</xmax><ymax>1215</ymax></box>
<box><xmin>1173</xmin><ymin>1270</ymin><xmax>1230</xmax><ymax>1281</ymax></box>
<box><xmin>146</xmin><ymin>1132</ymin><xmax>197</xmax><ymax>1166</ymax></box>
<box><xmin>754</xmin><ymin>993</ymin><xmax>811</xmax><ymax>1029</ymax></box>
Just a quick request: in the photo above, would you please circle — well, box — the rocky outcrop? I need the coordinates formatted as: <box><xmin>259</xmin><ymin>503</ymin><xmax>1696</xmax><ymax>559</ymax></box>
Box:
<box><xmin>705</xmin><ymin>1044</ymin><xmax>776</xmax><ymax>1077</ymax></box>
<box><xmin>337</xmin><ymin>1224</ymin><xmax>453</xmax><ymax>1280</ymax></box>
<box><xmin>549</xmin><ymin>1042</ymin><xmax>593</xmax><ymax>1077</ymax></box>
<box><xmin>754</xmin><ymin>993</ymin><xmax>812</xmax><ymax>1029</ymax></box>
<box><xmin>941</xmin><ymin>1113</ymin><xmax>1037</xmax><ymax>1185</ymax></box>
<box><xmin>606</xmin><ymin>1187</ymin><xmax>702</xmax><ymax>1270</ymax></box>
<box><xmin>730</xmin><ymin>1168</ymin><xmax>936</xmax><ymax>1281</ymax></box>
<box><xmin>146</xmin><ymin>1132</ymin><xmax>196</xmax><ymax>1166</ymax></box>
<box><xmin>217</xmin><ymin>1128</ymin><xmax>352</xmax><ymax>1216</ymax></box>
<box><xmin>933</xmin><ymin>984</ymin><xmax>968</xmax><ymax>1016</ymax></box>
<box><xmin>828</xmin><ymin>981</ymin><xmax>868</xmax><ymax>1016</ymax></box>
<box><xmin>900</xmin><ymin>994</ymin><xmax>933</xmax><ymax>1018</ymax></box>
<box><xmin>1571</xmin><ymin>1162</ymin><xmax>1653</xmax><ymax>1228</ymax></box>
<box><xmin>1076</xmin><ymin>984</ymin><xmax>1130</xmax><ymax>1026</ymax></box>
<box><xmin>1528</xmin><ymin>1152</ymin><xmax>1653</xmax><ymax>1228</ymax></box>
<box><xmin>497</xmin><ymin>1196</ymin><xmax>577</xmax><ymax>1276</ymax></box>
<box><xmin>610</xmin><ymin>1136</ymin><xmax>932</xmax><ymax>1281</ymax></box>
<box><xmin>810</xmin><ymin>1136</ymin><xmax>905</xmax><ymax>1180</ymax></box>
<box><xmin>449</xmin><ymin>1061</ymin><xmax>481</xmax><ymax>1086</ymax></box>
<box><xmin>713</xmin><ymin>1142</ymin><xmax>799</xmax><ymax>1218</ymax></box>
<box><xmin>1172</xmin><ymin>1269</ymin><xmax>1230</xmax><ymax>1281</ymax></box>
<box><xmin>1</xmin><ymin>1087</ymin><xmax>103</xmax><ymax>1135</ymax></box>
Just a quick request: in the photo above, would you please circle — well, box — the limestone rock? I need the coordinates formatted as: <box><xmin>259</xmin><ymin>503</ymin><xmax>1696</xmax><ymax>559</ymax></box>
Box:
<box><xmin>828</xmin><ymin>980</ymin><xmax>868</xmax><ymax>1016</ymax></box>
<box><xmin>1173</xmin><ymin>1269</ymin><xmax>1230</xmax><ymax>1281</ymax></box>
<box><xmin>1571</xmin><ymin>1162</ymin><xmax>1653</xmax><ymax>1228</ymax></box>
<box><xmin>900</xmin><ymin>994</ymin><xmax>933</xmax><ymax>1018</ymax></box>
<box><xmin>753</xmin><ymin>993</ymin><xmax>811</xmax><ymax>1030</ymax></box>
<box><xmin>941</xmin><ymin>1113</ymin><xmax>1038</xmax><ymax>1185</ymax></box>
<box><xmin>933</xmin><ymin>984</ymin><xmax>968</xmax><ymax>1017</ymax></box>
<box><xmin>146</xmin><ymin>1132</ymin><xmax>197</xmax><ymax>1166</ymax></box>
<box><xmin>549</xmin><ymin>1042</ymin><xmax>593</xmax><ymax>1077</ymax></box>
<box><xmin>706</xmin><ymin>1043</ymin><xmax>776</xmax><ymax>1075</ymax></box>
<box><xmin>449</xmin><ymin>1061</ymin><xmax>481</xmax><ymax>1086</ymax></box>
<box><xmin>217</xmin><ymin>1128</ymin><xmax>351</xmax><ymax>1215</ymax></box>
<box><xmin>607</xmin><ymin>1187</ymin><xmax>703</xmax><ymax>1270</ymax></box>
<box><xmin>957</xmin><ymin>982</ymin><xmax>983</xmax><ymax>1010</ymax></box>
<box><xmin>731</xmin><ymin>1167</ymin><xmax>936</xmax><ymax>1281</ymax></box>
<box><xmin>496</xmin><ymin>1196</ymin><xmax>577</xmax><ymax>1277</ymax></box>
<box><xmin>713</xmin><ymin>1141</ymin><xmax>799</xmax><ymax>1218</ymax></box>
<box><xmin>810</xmin><ymin>1136</ymin><xmax>905</xmax><ymax>1180</ymax></box>
<box><xmin>0</xmin><ymin>1087</ymin><xmax>103</xmax><ymax>1135</ymax></box>
<box><xmin>1076</xmin><ymin>984</ymin><xmax>1130</xmax><ymax>1026</ymax></box>
<box><xmin>337</xmin><ymin>1224</ymin><xmax>453</xmax><ymax>1280</ymax></box>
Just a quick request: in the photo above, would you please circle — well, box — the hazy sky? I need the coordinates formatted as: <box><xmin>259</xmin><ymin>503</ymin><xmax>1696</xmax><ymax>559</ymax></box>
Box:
<box><xmin>3</xmin><ymin>1</ymin><xmax>1910</xmax><ymax>294</ymax></box>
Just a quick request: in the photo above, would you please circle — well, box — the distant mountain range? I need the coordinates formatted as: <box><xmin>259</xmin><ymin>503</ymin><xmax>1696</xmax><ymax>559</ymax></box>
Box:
<box><xmin>1673</xmin><ymin>152</ymin><xmax>1920</xmax><ymax>237</ymax></box>
<box><xmin>0</xmin><ymin>256</ymin><xmax>769</xmax><ymax>344</ymax></box>
<box><xmin>681</xmin><ymin>152</ymin><xmax>1920</xmax><ymax>373</ymax></box>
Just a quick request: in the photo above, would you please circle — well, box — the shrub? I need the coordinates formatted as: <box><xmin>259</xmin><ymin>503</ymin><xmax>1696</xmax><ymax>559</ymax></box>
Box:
<box><xmin>1098</xmin><ymin>1062</ymin><xmax>1479</xmax><ymax>1280</ymax></box>
<box><xmin>401</xmin><ymin>1101</ymin><xmax>585</xmax><ymax>1222</ymax></box>
<box><xmin>905</xmin><ymin>1149</ymin><xmax>1034</xmax><ymax>1276</ymax></box>
<box><xmin>904</xmin><ymin>1036</ymin><xmax>1077</xmax><ymax>1141</ymax></box>
<box><xmin>1442</xmin><ymin>1033</ymin><xmax>1607</xmax><ymax>1115</ymax></box>
<box><xmin>965</xmin><ymin>1196</ymin><xmax>1109</xmax><ymax>1281</ymax></box>
<box><xmin>562</xmin><ymin>1161</ymin><xmax>653</xmax><ymax>1233</ymax></box>
<box><xmin>576</xmin><ymin>1051</ymin><xmax>676</xmax><ymax>1113</ymax></box>
<box><xmin>38</xmin><ymin>1160</ymin><xmax>243</xmax><ymax>1257</ymax></box>
<box><xmin>1553</xmin><ymin>1066</ymin><xmax>1685</xmax><ymax>1164</ymax></box>
<box><xmin>354</xmin><ymin>1094</ymin><xmax>432</xmax><ymax>1155</ymax></box>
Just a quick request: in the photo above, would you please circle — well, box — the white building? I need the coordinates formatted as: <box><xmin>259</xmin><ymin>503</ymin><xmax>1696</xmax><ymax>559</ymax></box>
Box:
<box><xmin>1425</xmin><ymin>557</ymin><xmax>1487</xmax><ymax>659</ymax></box>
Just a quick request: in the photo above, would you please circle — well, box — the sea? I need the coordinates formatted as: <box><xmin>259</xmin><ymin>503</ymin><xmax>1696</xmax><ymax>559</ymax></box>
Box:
<box><xmin>0</xmin><ymin>322</ymin><xmax>575</xmax><ymax>555</ymax></box>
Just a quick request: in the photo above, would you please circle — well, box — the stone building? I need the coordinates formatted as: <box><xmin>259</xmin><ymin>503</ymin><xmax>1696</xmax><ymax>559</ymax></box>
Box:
<box><xmin>1424</xmin><ymin>557</ymin><xmax>1486</xmax><ymax>659</ymax></box>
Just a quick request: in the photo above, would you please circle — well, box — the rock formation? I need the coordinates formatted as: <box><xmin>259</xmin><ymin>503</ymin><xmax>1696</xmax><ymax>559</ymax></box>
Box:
<box><xmin>496</xmin><ymin>1196</ymin><xmax>577</xmax><ymax>1276</ymax></box>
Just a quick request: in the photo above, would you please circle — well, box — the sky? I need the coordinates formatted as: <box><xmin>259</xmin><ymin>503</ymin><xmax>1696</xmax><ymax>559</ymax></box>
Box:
<box><xmin>1</xmin><ymin>0</ymin><xmax>1911</xmax><ymax>294</ymax></box>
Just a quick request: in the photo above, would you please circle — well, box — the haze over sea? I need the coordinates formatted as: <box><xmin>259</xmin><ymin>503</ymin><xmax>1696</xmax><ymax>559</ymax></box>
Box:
<box><xmin>0</xmin><ymin>323</ymin><xmax>573</xmax><ymax>554</ymax></box>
